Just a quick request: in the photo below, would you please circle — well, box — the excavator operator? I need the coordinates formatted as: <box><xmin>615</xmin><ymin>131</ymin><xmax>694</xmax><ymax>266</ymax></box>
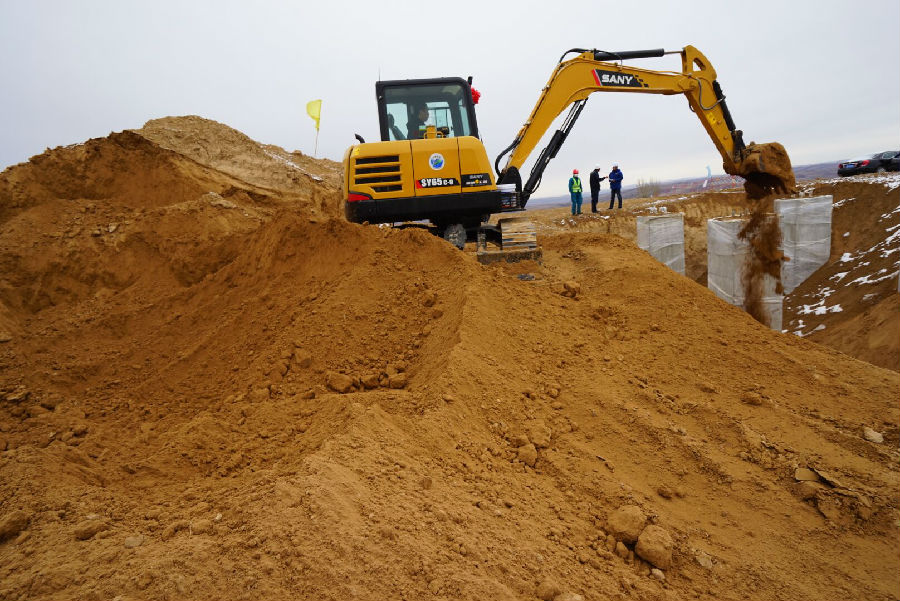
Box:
<box><xmin>407</xmin><ymin>103</ymin><xmax>430</xmax><ymax>140</ymax></box>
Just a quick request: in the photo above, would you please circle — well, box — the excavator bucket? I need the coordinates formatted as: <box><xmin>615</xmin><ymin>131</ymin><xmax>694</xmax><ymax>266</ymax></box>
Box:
<box><xmin>731</xmin><ymin>142</ymin><xmax>797</xmax><ymax>200</ymax></box>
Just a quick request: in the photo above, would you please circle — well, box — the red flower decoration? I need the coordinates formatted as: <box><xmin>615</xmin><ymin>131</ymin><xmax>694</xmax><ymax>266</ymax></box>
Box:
<box><xmin>471</xmin><ymin>88</ymin><xmax>481</xmax><ymax>104</ymax></box>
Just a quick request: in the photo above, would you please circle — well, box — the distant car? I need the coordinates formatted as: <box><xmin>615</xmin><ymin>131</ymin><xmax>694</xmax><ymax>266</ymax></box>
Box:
<box><xmin>838</xmin><ymin>151</ymin><xmax>900</xmax><ymax>176</ymax></box>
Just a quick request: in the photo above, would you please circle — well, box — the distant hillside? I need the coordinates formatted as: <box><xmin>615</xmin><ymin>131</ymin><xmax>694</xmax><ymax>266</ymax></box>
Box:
<box><xmin>793</xmin><ymin>161</ymin><xmax>842</xmax><ymax>180</ymax></box>
<box><xmin>528</xmin><ymin>161</ymin><xmax>841</xmax><ymax>208</ymax></box>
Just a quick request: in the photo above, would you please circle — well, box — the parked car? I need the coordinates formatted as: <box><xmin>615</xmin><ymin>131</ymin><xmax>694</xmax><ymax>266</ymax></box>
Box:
<box><xmin>838</xmin><ymin>150</ymin><xmax>900</xmax><ymax>176</ymax></box>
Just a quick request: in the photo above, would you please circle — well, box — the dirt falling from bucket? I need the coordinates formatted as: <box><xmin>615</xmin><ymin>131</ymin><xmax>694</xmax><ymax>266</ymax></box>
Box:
<box><xmin>738</xmin><ymin>195</ymin><xmax>785</xmax><ymax>327</ymax></box>
<box><xmin>727</xmin><ymin>141</ymin><xmax>795</xmax><ymax>326</ymax></box>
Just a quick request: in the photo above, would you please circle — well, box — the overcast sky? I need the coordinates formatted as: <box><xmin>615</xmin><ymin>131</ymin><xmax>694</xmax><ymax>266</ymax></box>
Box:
<box><xmin>1</xmin><ymin>0</ymin><xmax>898</xmax><ymax>197</ymax></box>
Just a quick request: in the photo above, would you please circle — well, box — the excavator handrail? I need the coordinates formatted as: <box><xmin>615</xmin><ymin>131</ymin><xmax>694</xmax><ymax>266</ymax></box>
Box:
<box><xmin>497</xmin><ymin>45</ymin><xmax>746</xmax><ymax>205</ymax></box>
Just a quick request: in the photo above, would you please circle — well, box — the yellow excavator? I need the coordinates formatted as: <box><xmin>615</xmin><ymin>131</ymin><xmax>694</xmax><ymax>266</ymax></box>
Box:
<box><xmin>342</xmin><ymin>45</ymin><xmax>795</xmax><ymax>249</ymax></box>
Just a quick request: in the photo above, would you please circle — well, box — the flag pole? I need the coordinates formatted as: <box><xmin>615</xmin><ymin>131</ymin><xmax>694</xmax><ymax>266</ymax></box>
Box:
<box><xmin>306</xmin><ymin>99</ymin><xmax>322</xmax><ymax>158</ymax></box>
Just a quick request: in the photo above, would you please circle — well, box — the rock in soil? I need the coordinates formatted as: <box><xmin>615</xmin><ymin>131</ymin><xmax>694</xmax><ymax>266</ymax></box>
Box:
<box><xmin>517</xmin><ymin>443</ymin><xmax>538</xmax><ymax>467</ymax></box>
<box><xmin>635</xmin><ymin>524</ymin><xmax>674</xmax><ymax>569</ymax></box>
<box><xmin>191</xmin><ymin>519</ymin><xmax>214</xmax><ymax>535</ymax></box>
<box><xmin>863</xmin><ymin>427</ymin><xmax>883</xmax><ymax>443</ymax></box>
<box><xmin>0</xmin><ymin>510</ymin><xmax>30</xmax><ymax>541</ymax></box>
<box><xmin>536</xmin><ymin>578</ymin><xmax>562</xmax><ymax>601</ymax></box>
<box><xmin>607</xmin><ymin>505</ymin><xmax>647</xmax><ymax>544</ymax></box>
<box><xmin>554</xmin><ymin>593</ymin><xmax>584</xmax><ymax>601</ymax></box>
<box><xmin>388</xmin><ymin>372</ymin><xmax>408</xmax><ymax>389</ymax></box>
<box><xmin>73</xmin><ymin>520</ymin><xmax>107</xmax><ymax>540</ymax></box>
<box><xmin>326</xmin><ymin>372</ymin><xmax>355</xmax><ymax>393</ymax></box>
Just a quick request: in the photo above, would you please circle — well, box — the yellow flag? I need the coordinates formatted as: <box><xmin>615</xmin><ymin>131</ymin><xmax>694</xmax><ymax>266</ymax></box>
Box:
<box><xmin>306</xmin><ymin>99</ymin><xmax>322</xmax><ymax>131</ymax></box>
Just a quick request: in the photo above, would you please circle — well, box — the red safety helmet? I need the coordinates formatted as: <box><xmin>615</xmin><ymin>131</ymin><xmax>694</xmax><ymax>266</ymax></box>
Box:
<box><xmin>572</xmin><ymin>169</ymin><xmax>579</xmax><ymax>174</ymax></box>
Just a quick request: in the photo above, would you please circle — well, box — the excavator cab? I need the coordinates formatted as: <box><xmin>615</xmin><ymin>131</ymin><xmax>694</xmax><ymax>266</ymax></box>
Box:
<box><xmin>344</xmin><ymin>77</ymin><xmax>507</xmax><ymax>234</ymax></box>
<box><xmin>376</xmin><ymin>78</ymin><xmax>479</xmax><ymax>142</ymax></box>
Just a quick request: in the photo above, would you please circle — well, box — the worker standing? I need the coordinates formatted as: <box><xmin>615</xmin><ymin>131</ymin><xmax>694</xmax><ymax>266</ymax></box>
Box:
<box><xmin>569</xmin><ymin>169</ymin><xmax>583</xmax><ymax>215</ymax></box>
<box><xmin>608</xmin><ymin>164</ymin><xmax>624</xmax><ymax>209</ymax></box>
<box><xmin>589</xmin><ymin>165</ymin><xmax>607</xmax><ymax>213</ymax></box>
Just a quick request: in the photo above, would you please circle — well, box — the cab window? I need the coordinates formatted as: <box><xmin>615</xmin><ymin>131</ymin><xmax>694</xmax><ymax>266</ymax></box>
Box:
<box><xmin>381</xmin><ymin>83</ymin><xmax>474</xmax><ymax>141</ymax></box>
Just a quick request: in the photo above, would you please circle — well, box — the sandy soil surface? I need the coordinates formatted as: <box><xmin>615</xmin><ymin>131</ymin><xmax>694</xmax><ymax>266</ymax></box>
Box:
<box><xmin>0</xmin><ymin>117</ymin><xmax>898</xmax><ymax>601</ymax></box>
<box><xmin>526</xmin><ymin>177</ymin><xmax>900</xmax><ymax>372</ymax></box>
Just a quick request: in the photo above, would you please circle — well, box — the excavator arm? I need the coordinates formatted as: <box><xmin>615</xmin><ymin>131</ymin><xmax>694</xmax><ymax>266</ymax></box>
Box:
<box><xmin>497</xmin><ymin>46</ymin><xmax>793</xmax><ymax>203</ymax></box>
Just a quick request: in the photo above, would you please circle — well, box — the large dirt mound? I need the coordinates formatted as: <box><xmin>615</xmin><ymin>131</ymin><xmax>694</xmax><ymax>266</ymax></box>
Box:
<box><xmin>0</xmin><ymin>117</ymin><xmax>341</xmax><ymax>330</ymax></box>
<box><xmin>135</xmin><ymin>116</ymin><xmax>343</xmax><ymax>208</ymax></box>
<box><xmin>1</xmin><ymin>121</ymin><xmax>898</xmax><ymax>601</ymax></box>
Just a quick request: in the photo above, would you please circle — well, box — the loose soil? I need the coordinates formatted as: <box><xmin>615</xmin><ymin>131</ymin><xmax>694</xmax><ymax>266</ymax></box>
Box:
<box><xmin>0</xmin><ymin>118</ymin><xmax>897</xmax><ymax>601</ymax></box>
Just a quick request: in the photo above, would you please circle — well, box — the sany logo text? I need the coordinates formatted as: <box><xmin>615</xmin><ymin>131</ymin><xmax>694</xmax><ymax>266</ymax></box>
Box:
<box><xmin>592</xmin><ymin>69</ymin><xmax>644</xmax><ymax>88</ymax></box>
<box><xmin>603</xmin><ymin>73</ymin><xmax>632</xmax><ymax>85</ymax></box>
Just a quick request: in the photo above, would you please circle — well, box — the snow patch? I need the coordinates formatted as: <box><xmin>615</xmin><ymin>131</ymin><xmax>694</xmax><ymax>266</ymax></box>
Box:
<box><xmin>849</xmin><ymin>269</ymin><xmax>894</xmax><ymax>285</ymax></box>
<box><xmin>833</xmin><ymin>196</ymin><xmax>855</xmax><ymax>208</ymax></box>
<box><xmin>817</xmin><ymin>172</ymin><xmax>900</xmax><ymax>190</ymax></box>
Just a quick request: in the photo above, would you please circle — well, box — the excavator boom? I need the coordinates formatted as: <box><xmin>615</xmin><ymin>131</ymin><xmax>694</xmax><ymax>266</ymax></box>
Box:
<box><xmin>497</xmin><ymin>46</ymin><xmax>793</xmax><ymax>202</ymax></box>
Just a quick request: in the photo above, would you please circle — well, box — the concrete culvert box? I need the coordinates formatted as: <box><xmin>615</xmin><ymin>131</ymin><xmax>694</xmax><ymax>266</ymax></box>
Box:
<box><xmin>636</xmin><ymin>214</ymin><xmax>685</xmax><ymax>275</ymax></box>
<box><xmin>774</xmin><ymin>196</ymin><xmax>833</xmax><ymax>294</ymax></box>
<box><xmin>707</xmin><ymin>216</ymin><xmax>783</xmax><ymax>330</ymax></box>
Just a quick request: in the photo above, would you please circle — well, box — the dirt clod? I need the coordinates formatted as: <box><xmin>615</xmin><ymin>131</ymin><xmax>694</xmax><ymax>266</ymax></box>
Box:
<box><xmin>635</xmin><ymin>525</ymin><xmax>674</xmax><ymax>570</ymax></box>
<box><xmin>326</xmin><ymin>372</ymin><xmax>355</xmax><ymax>393</ymax></box>
<box><xmin>517</xmin><ymin>443</ymin><xmax>538</xmax><ymax>467</ymax></box>
<box><xmin>536</xmin><ymin>579</ymin><xmax>562</xmax><ymax>601</ymax></box>
<box><xmin>73</xmin><ymin>520</ymin><xmax>107</xmax><ymax>541</ymax></box>
<box><xmin>0</xmin><ymin>510</ymin><xmax>30</xmax><ymax>541</ymax></box>
<box><xmin>607</xmin><ymin>505</ymin><xmax>647</xmax><ymax>544</ymax></box>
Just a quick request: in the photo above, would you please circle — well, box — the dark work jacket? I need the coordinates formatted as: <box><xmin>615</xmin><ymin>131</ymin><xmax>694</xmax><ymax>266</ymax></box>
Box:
<box><xmin>589</xmin><ymin>169</ymin><xmax>606</xmax><ymax>191</ymax></box>
<box><xmin>608</xmin><ymin>168</ymin><xmax>624</xmax><ymax>191</ymax></box>
<box><xmin>406</xmin><ymin>119</ymin><xmax>425</xmax><ymax>140</ymax></box>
